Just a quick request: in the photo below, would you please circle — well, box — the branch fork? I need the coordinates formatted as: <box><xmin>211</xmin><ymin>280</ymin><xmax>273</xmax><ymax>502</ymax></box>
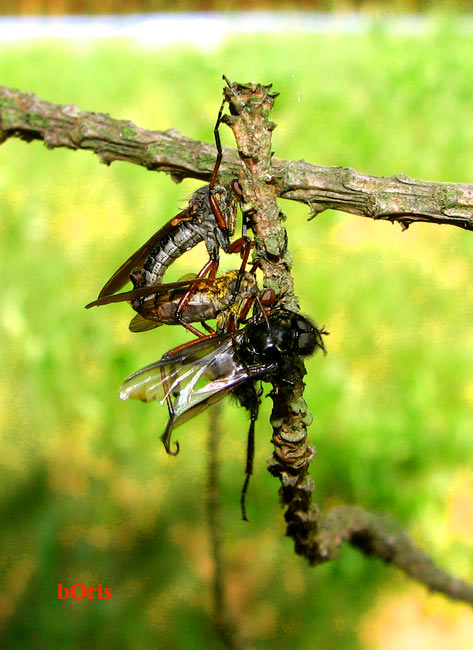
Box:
<box><xmin>221</xmin><ymin>78</ymin><xmax>473</xmax><ymax>607</ymax></box>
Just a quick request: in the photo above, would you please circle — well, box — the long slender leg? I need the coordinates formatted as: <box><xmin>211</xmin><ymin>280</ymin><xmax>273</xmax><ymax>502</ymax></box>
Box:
<box><xmin>162</xmin><ymin>332</ymin><xmax>218</xmax><ymax>361</ymax></box>
<box><xmin>179</xmin><ymin>320</ymin><xmax>208</xmax><ymax>338</ymax></box>
<box><xmin>226</xmin><ymin>236</ymin><xmax>255</xmax><ymax>296</ymax></box>
<box><xmin>209</xmin><ymin>194</ymin><xmax>229</xmax><ymax>233</ymax></box>
<box><xmin>240</xmin><ymin>400</ymin><xmax>258</xmax><ymax>522</ymax></box>
<box><xmin>237</xmin><ymin>296</ymin><xmax>255</xmax><ymax>323</ymax></box>
<box><xmin>208</xmin><ymin>97</ymin><xmax>230</xmax><ymax>233</ymax></box>
<box><xmin>175</xmin><ymin>258</ymin><xmax>219</xmax><ymax>320</ymax></box>
<box><xmin>177</xmin><ymin>319</ymin><xmax>214</xmax><ymax>338</ymax></box>
<box><xmin>237</xmin><ymin>287</ymin><xmax>275</xmax><ymax>326</ymax></box>
<box><xmin>160</xmin><ymin>366</ymin><xmax>180</xmax><ymax>456</ymax></box>
<box><xmin>202</xmin><ymin>322</ymin><xmax>216</xmax><ymax>335</ymax></box>
<box><xmin>209</xmin><ymin>97</ymin><xmax>226</xmax><ymax>188</ymax></box>
<box><xmin>227</xmin><ymin>236</ymin><xmax>253</xmax><ymax>266</ymax></box>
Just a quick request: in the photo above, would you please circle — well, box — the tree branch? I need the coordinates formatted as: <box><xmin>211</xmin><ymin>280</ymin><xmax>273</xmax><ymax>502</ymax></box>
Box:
<box><xmin>223</xmin><ymin>78</ymin><xmax>473</xmax><ymax>609</ymax></box>
<box><xmin>1</xmin><ymin>85</ymin><xmax>472</xmax><ymax>231</ymax></box>
<box><xmin>303</xmin><ymin>502</ymin><xmax>473</xmax><ymax>607</ymax></box>
<box><xmin>268</xmin><ymin>461</ymin><xmax>473</xmax><ymax>607</ymax></box>
<box><xmin>223</xmin><ymin>77</ymin><xmax>315</xmax><ymax>476</ymax></box>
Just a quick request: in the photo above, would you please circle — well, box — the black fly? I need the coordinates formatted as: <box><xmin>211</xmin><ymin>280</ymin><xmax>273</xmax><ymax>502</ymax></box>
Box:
<box><xmin>119</xmin><ymin>310</ymin><xmax>327</xmax><ymax>520</ymax></box>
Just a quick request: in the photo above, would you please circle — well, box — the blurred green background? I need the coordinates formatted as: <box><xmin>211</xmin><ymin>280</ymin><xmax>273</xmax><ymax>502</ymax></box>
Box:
<box><xmin>0</xmin><ymin>19</ymin><xmax>472</xmax><ymax>650</ymax></box>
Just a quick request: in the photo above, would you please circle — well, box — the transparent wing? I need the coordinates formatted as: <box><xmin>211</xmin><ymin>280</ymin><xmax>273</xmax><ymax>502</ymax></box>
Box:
<box><xmin>128</xmin><ymin>313</ymin><xmax>161</xmax><ymax>332</ymax></box>
<box><xmin>119</xmin><ymin>334</ymin><xmax>273</xmax><ymax>429</ymax></box>
<box><xmin>86</xmin><ymin>277</ymin><xmax>198</xmax><ymax>309</ymax></box>
<box><xmin>97</xmin><ymin>208</ymin><xmax>193</xmax><ymax>298</ymax></box>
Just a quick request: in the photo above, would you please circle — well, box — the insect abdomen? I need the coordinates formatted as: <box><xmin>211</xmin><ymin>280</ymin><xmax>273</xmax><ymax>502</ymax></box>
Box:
<box><xmin>143</xmin><ymin>225</ymin><xmax>203</xmax><ymax>285</ymax></box>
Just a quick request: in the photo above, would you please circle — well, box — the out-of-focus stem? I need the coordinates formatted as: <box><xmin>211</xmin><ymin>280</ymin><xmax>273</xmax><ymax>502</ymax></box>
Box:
<box><xmin>207</xmin><ymin>404</ymin><xmax>248</xmax><ymax>650</ymax></box>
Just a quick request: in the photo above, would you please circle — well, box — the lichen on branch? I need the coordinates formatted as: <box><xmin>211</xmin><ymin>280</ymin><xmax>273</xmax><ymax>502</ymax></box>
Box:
<box><xmin>220</xmin><ymin>78</ymin><xmax>473</xmax><ymax>608</ymax></box>
<box><xmin>1</xmin><ymin>84</ymin><xmax>472</xmax><ymax>231</ymax></box>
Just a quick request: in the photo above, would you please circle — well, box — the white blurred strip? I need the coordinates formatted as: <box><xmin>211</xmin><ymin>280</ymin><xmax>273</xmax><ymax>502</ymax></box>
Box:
<box><xmin>0</xmin><ymin>12</ymin><xmax>468</xmax><ymax>48</ymax></box>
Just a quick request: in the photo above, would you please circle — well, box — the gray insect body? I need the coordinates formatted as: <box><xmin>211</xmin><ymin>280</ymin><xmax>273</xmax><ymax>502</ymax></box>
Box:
<box><xmin>140</xmin><ymin>185</ymin><xmax>235</xmax><ymax>285</ymax></box>
<box><xmin>129</xmin><ymin>270</ymin><xmax>258</xmax><ymax>333</ymax></box>
<box><xmin>96</xmin><ymin>184</ymin><xmax>237</xmax><ymax>300</ymax></box>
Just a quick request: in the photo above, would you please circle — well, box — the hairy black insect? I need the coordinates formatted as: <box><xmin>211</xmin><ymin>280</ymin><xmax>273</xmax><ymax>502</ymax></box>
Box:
<box><xmin>120</xmin><ymin>310</ymin><xmax>327</xmax><ymax>519</ymax></box>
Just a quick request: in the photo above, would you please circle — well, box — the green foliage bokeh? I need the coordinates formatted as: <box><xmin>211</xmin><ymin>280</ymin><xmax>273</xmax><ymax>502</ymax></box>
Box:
<box><xmin>0</xmin><ymin>25</ymin><xmax>472</xmax><ymax>649</ymax></box>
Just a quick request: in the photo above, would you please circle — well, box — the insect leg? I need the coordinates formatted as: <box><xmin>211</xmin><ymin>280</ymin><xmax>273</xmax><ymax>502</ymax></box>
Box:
<box><xmin>174</xmin><ymin>258</ymin><xmax>219</xmax><ymax>320</ymax></box>
<box><xmin>226</xmin><ymin>236</ymin><xmax>255</xmax><ymax>295</ymax></box>
<box><xmin>227</xmin><ymin>236</ymin><xmax>254</xmax><ymax>265</ymax></box>
<box><xmin>160</xmin><ymin>366</ymin><xmax>180</xmax><ymax>456</ymax></box>
<box><xmin>238</xmin><ymin>287</ymin><xmax>275</xmax><ymax>326</ymax></box>
<box><xmin>179</xmin><ymin>321</ymin><xmax>210</xmax><ymax>338</ymax></box>
<box><xmin>209</xmin><ymin>97</ymin><xmax>230</xmax><ymax>233</ymax></box>
<box><xmin>161</xmin><ymin>332</ymin><xmax>218</xmax><ymax>361</ymax></box>
<box><xmin>240</xmin><ymin>399</ymin><xmax>258</xmax><ymax>522</ymax></box>
<box><xmin>236</xmin><ymin>296</ymin><xmax>255</xmax><ymax>323</ymax></box>
<box><xmin>201</xmin><ymin>322</ymin><xmax>216</xmax><ymax>334</ymax></box>
<box><xmin>209</xmin><ymin>96</ymin><xmax>226</xmax><ymax>189</ymax></box>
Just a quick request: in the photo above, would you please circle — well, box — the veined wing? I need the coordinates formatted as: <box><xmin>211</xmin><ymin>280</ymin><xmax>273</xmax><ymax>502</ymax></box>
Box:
<box><xmin>128</xmin><ymin>313</ymin><xmax>161</xmax><ymax>333</ymax></box>
<box><xmin>86</xmin><ymin>276</ymin><xmax>200</xmax><ymax>309</ymax></box>
<box><xmin>119</xmin><ymin>334</ymin><xmax>236</xmax><ymax>403</ymax></box>
<box><xmin>98</xmin><ymin>208</ymin><xmax>193</xmax><ymax>298</ymax></box>
<box><xmin>119</xmin><ymin>334</ymin><xmax>275</xmax><ymax>429</ymax></box>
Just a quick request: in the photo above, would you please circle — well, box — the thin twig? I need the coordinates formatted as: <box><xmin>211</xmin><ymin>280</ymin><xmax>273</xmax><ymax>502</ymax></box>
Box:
<box><xmin>1</xmin><ymin>85</ymin><xmax>472</xmax><ymax>231</ymax></box>
<box><xmin>317</xmin><ymin>505</ymin><xmax>473</xmax><ymax>606</ymax></box>
<box><xmin>207</xmin><ymin>404</ymin><xmax>248</xmax><ymax>650</ymax></box>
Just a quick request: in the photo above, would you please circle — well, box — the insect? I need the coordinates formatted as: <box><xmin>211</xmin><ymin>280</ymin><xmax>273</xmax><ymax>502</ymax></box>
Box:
<box><xmin>96</xmin><ymin>98</ymin><xmax>249</xmax><ymax>312</ymax></box>
<box><xmin>119</xmin><ymin>309</ymin><xmax>327</xmax><ymax>519</ymax></box>
<box><xmin>86</xmin><ymin>268</ymin><xmax>272</xmax><ymax>338</ymax></box>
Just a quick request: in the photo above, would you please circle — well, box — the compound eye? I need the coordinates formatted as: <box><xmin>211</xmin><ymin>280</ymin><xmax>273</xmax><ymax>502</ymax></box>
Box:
<box><xmin>295</xmin><ymin>316</ymin><xmax>312</xmax><ymax>333</ymax></box>
<box><xmin>260</xmin><ymin>289</ymin><xmax>276</xmax><ymax>307</ymax></box>
<box><xmin>297</xmin><ymin>332</ymin><xmax>316</xmax><ymax>354</ymax></box>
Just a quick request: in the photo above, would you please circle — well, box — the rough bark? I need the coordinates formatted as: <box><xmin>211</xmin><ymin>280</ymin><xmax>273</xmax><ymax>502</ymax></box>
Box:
<box><xmin>223</xmin><ymin>78</ymin><xmax>473</xmax><ymax>609</ymax></box>
<box><xmin>314</xmin><ymin>504</ymin><xmax>473</xmax><ymax>606</ymax></box>
<box><xmin>1</xmin><ymin>85</ymin><xmax>472</xmax><ymax>231</ymax></box>
<box><xmin>223</xmin><ymin>78</ymin><xmax>315</xmax><ymax>484</ymax></box>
